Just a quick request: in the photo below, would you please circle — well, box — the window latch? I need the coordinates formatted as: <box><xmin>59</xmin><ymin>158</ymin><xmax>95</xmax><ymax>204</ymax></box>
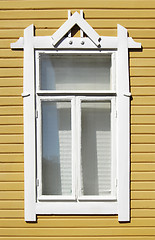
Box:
<box><xmin>124</xmin><ymin>92</ymin><xmax>132</xmax><ymax>97</ymax></box>
<box><xmin>22</xmin><ymin>92</ymin><xmax>30</xmax><ymax>98</ymax></box>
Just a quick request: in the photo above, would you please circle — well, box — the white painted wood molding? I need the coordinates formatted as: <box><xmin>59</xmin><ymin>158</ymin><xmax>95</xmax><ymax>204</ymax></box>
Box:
<box><xmin>11</xmin><ymin>35</ymin><xmax>141</xmax><ymax>50</ymax></box>
<box><xmin>23</xmin><ymin>24</ymin><xmax>36</xmax><ymax>222</ymax></box>
<box><xmin>117</xmin><ymin>24</ymin><xmax>130</xmax><ymax>222</ymax></box>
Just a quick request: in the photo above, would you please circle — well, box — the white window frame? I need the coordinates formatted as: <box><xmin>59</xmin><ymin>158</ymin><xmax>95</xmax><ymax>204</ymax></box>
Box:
<box><xmin>11</xmin><ymin>11</ymin><xmax>141</xmax><ymax>222</ymax></box>
<box><xmin>36</xmin><ymin>50</ymin><xmax>117</xmax><ymax>202</ymax></box>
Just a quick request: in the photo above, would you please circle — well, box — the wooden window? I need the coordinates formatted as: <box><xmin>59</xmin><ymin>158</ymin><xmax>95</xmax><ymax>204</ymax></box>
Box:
<box><xmin>36</xmin><ymin>52</ymin><xmax>116</xmax><ymax>204</ymax></box>
<box><xmin>11</xmin><ymin>11</ymin><xmax>141</xmax><ymax>222</ymax></box>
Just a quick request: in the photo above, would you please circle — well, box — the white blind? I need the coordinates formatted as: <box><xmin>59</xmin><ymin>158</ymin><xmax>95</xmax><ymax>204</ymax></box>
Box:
<box><xmin>59</xmin><ymin>130</ymin><xmax>72</xmax><ymax>195</ymax></box>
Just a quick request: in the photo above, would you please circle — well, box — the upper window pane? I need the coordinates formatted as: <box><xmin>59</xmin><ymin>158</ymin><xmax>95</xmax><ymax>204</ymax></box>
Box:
<box><xmin>39</xmin><ymin>54</ymin><xmax>112</xmax><ymax>91</ymax></box>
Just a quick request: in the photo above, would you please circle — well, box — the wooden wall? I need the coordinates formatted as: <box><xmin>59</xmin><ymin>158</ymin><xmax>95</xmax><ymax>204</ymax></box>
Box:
<box><xmin>0</xmin><ymin>0</ymin><xmax>155</xmax><ymax>239</ymax></box>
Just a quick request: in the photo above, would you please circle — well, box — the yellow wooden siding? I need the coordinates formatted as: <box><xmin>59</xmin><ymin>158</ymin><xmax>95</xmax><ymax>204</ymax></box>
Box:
<box><xmin>0</xmin><ymin>0</ymin><xmax>155</xmax><ymax>239</ymax></box>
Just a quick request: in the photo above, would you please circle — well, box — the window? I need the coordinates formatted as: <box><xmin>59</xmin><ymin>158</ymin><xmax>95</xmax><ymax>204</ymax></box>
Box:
<box><xmin>36</xmin><ymin>52</ymin><xmax>116</xmax><ymax>203</ymax></box>
<box><xmin>11</xmin><ymin>11</ymin><xmax>141</xmax><ymax>222</ymax></box>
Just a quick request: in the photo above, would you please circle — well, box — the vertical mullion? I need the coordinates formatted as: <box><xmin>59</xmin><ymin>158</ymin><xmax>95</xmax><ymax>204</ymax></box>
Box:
<box><xmin>76</xmin><ymin>96</ymin><xmax>82</xmax><ymax>199</ymax></box>
<box><xmin>72</xmin><ymin>96</ymin><xmax>76</xmax><ymax>199</ymax></box>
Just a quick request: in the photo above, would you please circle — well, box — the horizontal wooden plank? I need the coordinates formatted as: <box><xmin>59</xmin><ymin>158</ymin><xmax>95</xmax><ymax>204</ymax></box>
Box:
<box><xmin>1</xmin><ymin>9</ymin><xmax>155</xmax><ymax>20</ymax></box>
<box><xmin>131</xmin><ymin>144</ymin><xmax>155</xmax><ymax>153</ymax></box>
<box><xmin>131</xmin><ymin>115</ymin><xmax>155</xmax><ymax>124</ymax></box>
<box><xmin>0</xmin><ymin>116</ymin><xmax>23</xmax><ymax>125</ymax></box>
<box><xmin>0</xmin><ymin>200</ymin><xmax>24</xmax><ymax>209</ymax></box>
<box><xmin>131</xmin><ymin>172</ymin><xmax>155</xmax><ymax>181</ymax></box>
<box><xmin>0</xmin><ymin>125</ymin><xmax>23</xmax><ymax>134</ymax></box>
<box><xmin>0</xmin><ymin>237</ymin><xmax>153</xmax><ymax>240</ymax></box>
<box><xmin>131</xmin><ymin>209</ymin><xmax>155</xmax><ymax>218</ymax></box>
<box><xmin>0</xmin><ymin>173</ymin><xmax>24</xmax><ymax>182</ymax></box>
<box><xmin>131</xmin><ymin>135</ymin><xmax>155</xmax><ymax>144</ymax></box>
<box><xmin>0</xmin><ymin>29</ymin><xmax>24</xmax><ymax>39</ymax></box>
<box><xmin>99</xmin><ymin>28</ymin><xmax>155</xmax><ymax>39</ymax></box>
<box><xmin>131</xmin><ymin>163</ymin><xmax>155</xmax><ymax>171</ymax></box>
<box><xmin>1</xmin><ymin>0</ymin><xmax>155</xmax><ymax>9</ymax></box>
<box><xmin>0</xmin><ymin>78</ymin><xmax>23</xmax><ymax>87</ymax></box>
<box><xmin>0</xmin><ymin>106</ymin><xmax>23</xmax><ymax>115</ymax></box>
<box><xmin>0</xmin><ymin>162</ymin><xmax>24</xmax><ymax>172</ymax></box>
<box><xmin>130</xmin><ymin>77</ymin><xmax>155</xmax><ymax>87</ymax></box>
<box><xmin>0</xmin><ymin>135</ymin><xmax>23</xmax><ymax>144</ymax></box>
<box><xmin>86</xmin><ymin>9</ymin><xmax>155</xmax><ymax>19</ymax></box>
<box><xmin>131</xmin><ymin>191</ymin><xmax>155</xmax><ymax>200</ymax></box>
<box><xmin>132</xmin><ymin>96</ymin><xmax>155</xmax><ymax>105</ymax></box>
<box><xmin>0</xmin><ymin>227</ymin><xmax>155</xmax><ymax>236</ymax></box>
<box><xmin>0</xmin><ymin>238</ymin><xmax>154</xmax><ymax>240</ymax></box>
<box><xmin>0</xmin><ymin>10</ymin><xmax>67</xmax><ymax>20</ymax></box>
<box><xmin>131</xmin><ymin>153</ymin><xmax>155</xmax><ymax>162</ymax></box>
<box><xmin>0</xmin><ymin>68</ymin><xmax>23</xmax><ymax>77</ymax></box>
<box><xmin>0</xmin><ymin>144</ymin><xmax>23</xmax><ymax>153</ymax></box>
<box><xmin>0</xmin><ymin>49</ymin><xmax>23</xmax><ymax>58</ymax></box>
<box><xmin>132</xmin><ymin>199</ymin><xmax>155</xmax><ymax>209</ymax></box>
<box><xmin>0</xmin><ymin>153</ymin><xmax>23</xmax><ymax>163</ymax></box>
<box><xmin>0</xmin><ymin>20</ymin><xmax>64</xmax><ymax>29</ymax></box>
<box><xmin>0</xmin><ymin>191</ymin><xmax>24</xmax><ymax>200</ymax></box>
<box><xmin>0</xmin><ymin>59</ymin><xmax>23</xmax><ymax>68</ymax></box>
<box><xmin>0</xmin><ymin>182</ymin><xmax>24</xmax><ymax>190</ymax></box>
<box><xmin>0</xmin><ymin>87</ymin><xmax>22</xmax><ymax>96</ymax></box>
<box><xmin>0</xmin><ymin>97</ymin><xmax>22</xmax><ymax>106</ymax></box>
<box><xmin>131</xmin><ymin>182</ymin><xmax>155</xmax><ymax>191</ymax></box>
<box><xmin>131</xmin><ymin>87</ymin><xmax>155</xmax><ymax>96</ymax></box>
<box><xmin>0</xmin><ymin>210</ymin><xmax>24</xmax><ymax>218</ymax></box>
<box><xmin>131</xmin><ymin>125</ymin><xmax>155</xmax><ymax>134</ymax></box>
<box><xmin>130</xmin><ymin>68</ymin><xmax>155</xmax><ymax>77</ymax></box>
<box><xmin>130</xmin><ymin>58</ymin><xmax>155</xmax><ymax>67</ymax></box>
<box><xmin>131</xmin><ymin>106</ymin><xmax>155</xmax><ymax>115</ymax></box>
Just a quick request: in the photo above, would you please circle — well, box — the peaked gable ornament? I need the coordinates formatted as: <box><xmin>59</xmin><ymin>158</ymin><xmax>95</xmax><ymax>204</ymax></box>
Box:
<box><xmin>51</xmin><ymin>11</ymin><xmax>101</xmax><ymax>47</ymax></box>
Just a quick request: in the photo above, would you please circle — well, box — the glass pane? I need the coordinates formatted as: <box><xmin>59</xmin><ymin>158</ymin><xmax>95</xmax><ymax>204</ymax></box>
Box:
<box><xmin>81</xmin><ymin>101</ymin><xmax>111</xmax><ymax>196</ymax></box>
<box><xmin>41</xmin><ymin>101</ymin><xmax>72</xmax><ymax>196</ymax></box>
<box><xmin>40</xmin><ymin>54</ymin><xmax>111</xmax><ymax>90</ymax></box>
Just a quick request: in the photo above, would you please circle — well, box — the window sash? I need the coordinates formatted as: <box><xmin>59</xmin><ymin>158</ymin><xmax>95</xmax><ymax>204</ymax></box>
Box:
<box><xmin>77</xmin><ymin>96</ymin><xmax>116</xmax><ymax>200</ymax></box>
<box><xmin>37</xmin><ymin>96</ymin><xmax>116</xmax><ymax>201</ymax></box>
<box><xmin>37</xmin><ymin>96</ymin><xmax>76</xmax><ymax>201</ymax></box>
<box><xmin>35</xmin><ymin>50</ymin><xmax>116</xmax><ymax>95</ymax></box>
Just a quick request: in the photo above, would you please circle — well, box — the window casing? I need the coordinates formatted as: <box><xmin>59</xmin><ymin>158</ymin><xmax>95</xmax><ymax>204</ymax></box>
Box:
<box><xmin>11</xmin><ymin>11</ymin><xmax>141</xmax><ymax>221</ymax></box>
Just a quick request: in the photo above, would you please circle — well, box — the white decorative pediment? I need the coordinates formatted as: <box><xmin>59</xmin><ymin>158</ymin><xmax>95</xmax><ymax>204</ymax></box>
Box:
<box><xmin>51</xmin><ymin>11</ymin><xmax>101</xmax><ymax>47</ymax></box>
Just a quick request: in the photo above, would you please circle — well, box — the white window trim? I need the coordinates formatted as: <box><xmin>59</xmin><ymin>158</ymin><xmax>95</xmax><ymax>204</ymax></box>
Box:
<box><xmin>11</xmin><ymin>11</ymin><xmax>141</xmax><ymax>222</ymax></box>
